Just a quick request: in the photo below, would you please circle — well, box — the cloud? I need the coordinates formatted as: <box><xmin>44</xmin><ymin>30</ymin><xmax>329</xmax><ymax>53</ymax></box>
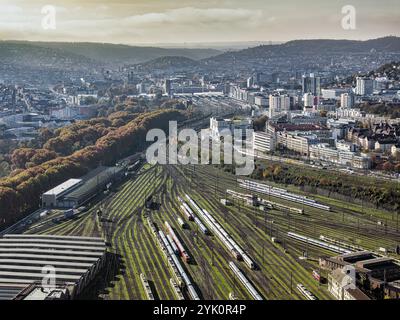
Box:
<box><xmin>122</xmin><ymin>7</ymin><xmax>263</xmax><ymax>26</ymax></box>
<box><xmin>0</xmin><ymin>1</ymin><xmax>398</xmax><ymax>43</ymax></box>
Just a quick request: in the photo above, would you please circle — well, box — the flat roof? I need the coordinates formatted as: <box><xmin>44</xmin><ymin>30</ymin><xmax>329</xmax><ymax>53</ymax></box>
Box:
<box><xmin>0</xmin><ymin>248</ymin><xmax>105</xmax><ymax>257</ymax></box>
<box><xmin>357</xmin><ymin>257</ymin><xmax>394</xmax><ymax>269</ymax></box>
<box><xmin>62</xmin><ymin>166</ymin><xmax>123</xmax><ymax>202</ymax></box>
<box><xmin>0</xmin><ymin>284</ymin><xmax>25</xmax><ymax>300</ymax></box>
<box><xmin>0</xmin><ymin>243</ymin><xmax>105</xmax><ymax>252</ymax></box>
<box><xmin>0</xmin><ymin>238</ymin><xmax>105</xmax><ymax>247</ymax></box>
<box><xmin>42</xmin><ymin>179</ymin><xmax>82</xmax><ymax>197</ymax></box>
<box><xmin>3</xmin><ymin>234</ymin><xmax>104</xmax><ymax>242</ymax></box>
<box><xmin>0</xmin><ymin>265</ymin><xmax>88</xmax><ymax>275</ymax></box>
<box><xmin>0</xmin><ymin>253</ymin><xmax>100</xmax><ymax>262</ymax></box>
<box><xmin>0</xmin><ymin>259</ymin><xmax>93</xmax><ymax>269</ymax></box>
<box><xmin>0</xmin><ymin>234</ymin><xmax>106</xmax><ymax>299</ymax></box>
<box><xmin>0</xmin><ymin>271</ymin><xmax>82</xmax><ymax>281</ymax></box>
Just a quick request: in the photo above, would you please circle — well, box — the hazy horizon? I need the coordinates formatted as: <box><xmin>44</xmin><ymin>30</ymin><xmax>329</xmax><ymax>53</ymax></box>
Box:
<box><xmin>0</xmin><ymin>0</ymin><xmax>399</xmax><ymax>45</ymax></box>
<box><xmin>0</xmin><ymin>36</ymin><xmax>398</xmax><ymax>49</ymax></box>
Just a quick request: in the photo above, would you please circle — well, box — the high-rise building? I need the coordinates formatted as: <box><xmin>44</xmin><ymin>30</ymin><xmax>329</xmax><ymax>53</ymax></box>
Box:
<box><xmin>303</xmin><ymin>93</ymin><xmax>315</xmax><ymax>107</ymax></box>
<box><xmin>247</xmin><ymin>77</ymin><xmax>254</xmax><ymax>88</ymax></box>
<box><xmin>302</xmin><ymin>73</ymin><xmax>321</xmax><ymax>96</ymax></box>
<box><xmin>355</xmin><ymin>77</ymin><xmax>374</xmax><ymax>96</ymax></box>
<box><xmin>340</xmin><ymin>93</ymin><xmax>355</xmax><ymax>108</ymax></box>
<box><xmin>164</xmin><ymin>79</ymin><xmax>172</xmax><ymax>96</ymax></box>
<box><xmin>269</xmin><ymin>93</ymin><xmax>290</xmax><ymax>118</ymax></box>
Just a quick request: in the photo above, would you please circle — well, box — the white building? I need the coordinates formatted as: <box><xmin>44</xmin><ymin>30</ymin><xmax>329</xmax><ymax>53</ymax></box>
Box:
<box><xmin>253</xmin><ymin>131</ymin><xmax>276</xmax><ymax>153</ymax></box>
<box><xmin>321</xmin><ymin>89</ymin><xmax>348</xmax><ymax>100</ymax></box>
<box><xmin>340</xmin><ymin>93</ymin><xmax>355</xmax><ymax>108</ymax></box>
<box><xmin>254</xmin><ymin>96</ymin><xmax>269</xmax><ymax>107</ymax></box>
<box><xmin>42</xmin><ymin>179</ymin><xmax>82</xmax><ymax>208</ymax></box>
<box><xmin>269</xmin><ymin>93</ymin><xmax>290</xmax><ymax>118</ymax></box>
<box><xmin>309</xmin><ymin>143</ymin><xmax>371</xmax><ymax>169</ymax></box>
<box><xmin>355</xmin><ymin>77</ymin><xmax>374</xmax><ymax>96</ymax></box>
<box><xmin>209</xmin><ymin>117</ymin><xmax>252</xmax><ymax>139</ymax></box>
<box><xmin>328</xmin><ymin>269</ymin><xmax>370</xmax><ymax>300</ymax></box>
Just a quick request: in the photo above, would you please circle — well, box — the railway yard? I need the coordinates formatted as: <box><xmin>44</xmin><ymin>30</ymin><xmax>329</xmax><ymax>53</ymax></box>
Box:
<box><xmin>21</xmin><ymin>161</ymin><xmax>400</xmax><ymax>300</ymax></box>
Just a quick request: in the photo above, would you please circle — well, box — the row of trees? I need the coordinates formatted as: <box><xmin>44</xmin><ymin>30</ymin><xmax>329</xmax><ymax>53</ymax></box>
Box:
<box><xmin>0</xmin><ymin>109</ymin><xmax>185</xmax><ymax>225</ymax></box>
<box><xmin>251</xmin><ymin>163</ymin><xmax>400</xmax><ymax>211</ymax></box>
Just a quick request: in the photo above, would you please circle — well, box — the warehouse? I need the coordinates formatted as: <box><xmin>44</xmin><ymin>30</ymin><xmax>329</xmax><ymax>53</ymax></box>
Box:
<box><xmin>0</xmin><ymin>234</ymin><xmax>107</xmax><ymax>300</ymax></box>
<box><xmin>42</xmin><ymin>179</ymin><xmax>82</xmax><ymax>208</ymax></box>
<box><xmin>42</xmin><ymin>166</ymin><xmax>124</xmax><ymax>209</ymax></box>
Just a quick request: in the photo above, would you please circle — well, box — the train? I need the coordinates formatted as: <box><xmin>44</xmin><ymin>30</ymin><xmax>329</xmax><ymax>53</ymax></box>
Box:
<box><xmin>166</xmin><ymin>234</ymin><xmax>179</xmax><ymax>255</ymax></box>
<box><xmin>229</xmin><ymin>262</ymin><xmax>263</xmax><ymax>300</ymax></box>
<box><xmin>170</xmin><ymin>278</ymin><xmax>185</xmax><ymax>300</ymax></box>
<box><xmin>185</xmin><ymin>194</ymin><xmax>256</xmax><ymax>269</ymax></box>
<box><xmin>319</xmin><ymin>235</ymin><xmax>364</xmax><ymax>252</ymax></box>
<box><xmin>158</xmin><ymin>230</ymin><xmax>200</xmax><ymax>300</ymax></box>
<box><xmin>179</xmin><ymin>196</ymin><xmax>209</xmax><ymax>234</ymax></box>
<box><xmin>126</xmin><ymin>160</ymin><xmax>141</xmax><ymax>173</ymax></box>
<box><xmin>178</xmin><ymin>196</ymin><xmax>195</xmax><ymax>220</ymax></box>
<box><xmin>177</xmin><ymin>217</ymin><xmax>186</xmax><ymax>229</ymax></box>
<box><xmin>179</xmin><ymin>204</ymin><xmax>194</xmax><ymax>221</ymax></box>
<box><xmin>165</xmin><ymin>221</ymin><xmax>191</xmax><ymax>263</ymax></box>
<box><xmin>147</xmin><ymin>218</ymin><xmax>183</xmax><ymax>287</ymax></box>
<box><xmin>312</xmin><ymin>270</ymin><xmax>321</xmax><ymax>283</ymax></box>
<box><xmin>297</xmin><ymin>284</ymin><xmax>317</xmax><ymax>300</ymax></box>
<box><xmin>140</xmin><ymin>273</ymin><xmax>155</xmax><ymax>300</ymax></box>
<box><xmin>287</xmin><ymin>232</ymin><xmax>353</xmax><ymax>254</ymax></box>
<box><xmin>227</xmin><ymin>189</ymin><xmax>304</xmax><ymax>215</ymax></box>
<box><xmin>238</xmin><ymin>179</ymin><xmax>331</xmax><ymax>211</ymax></box>
<box><xmin>202</xmin><ymin>208</ymin><xmax>256</xmax><ymax>270</ymax></box>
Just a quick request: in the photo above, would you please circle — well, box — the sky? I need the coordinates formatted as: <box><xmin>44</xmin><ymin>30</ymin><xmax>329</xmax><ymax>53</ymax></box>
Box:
<box><xmin>0</xmin><ymin>0</ymin><xmax>399</xmax><ymax>45</ymax></box>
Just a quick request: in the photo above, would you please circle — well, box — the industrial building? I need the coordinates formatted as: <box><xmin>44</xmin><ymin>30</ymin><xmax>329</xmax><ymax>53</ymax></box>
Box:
<box><xmin>320</xmin><ymin>251</ymin><xmax>400</xmax><ymax>300</ymax></box>
<box><xmin>42</xmin><ymin>166</ymin><xmax>124</xmax><ymax>208</ymax></box>
<box><xmin>0</xmin><ymin>234</ymin><xmax>106</xmax><ymax>300</ymax></box>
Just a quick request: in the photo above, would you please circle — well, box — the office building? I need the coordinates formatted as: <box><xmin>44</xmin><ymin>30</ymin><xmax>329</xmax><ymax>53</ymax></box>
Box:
<box><xmin>302</xmin><ymin>73</ymin><xmax>321</xmax><ymax>96</ymax></box>
<box><xmin>269</xmin><ymin>93</ymin><xmax>290</xmax><ymax>118</ymax></box>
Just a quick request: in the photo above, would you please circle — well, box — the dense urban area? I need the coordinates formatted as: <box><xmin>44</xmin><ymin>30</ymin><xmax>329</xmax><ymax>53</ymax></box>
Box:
<box><xmin>0</xmin><ymin>36</ymin><xmax>400</xmax><ymax>301</ymax></box>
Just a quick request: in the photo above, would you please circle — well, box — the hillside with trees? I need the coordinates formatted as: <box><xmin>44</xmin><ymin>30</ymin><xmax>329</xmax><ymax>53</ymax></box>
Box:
<box><xmin>0</xmin><ymin>109</ymin><xmax>186</xmax><ymax>226</ymax></box>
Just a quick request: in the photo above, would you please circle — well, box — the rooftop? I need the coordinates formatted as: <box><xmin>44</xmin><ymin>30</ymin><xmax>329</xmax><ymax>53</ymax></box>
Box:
<box><xmin>0</xmin><ymin>234</ymin><xmax>106</xmax><ymax>299</ymax></box>
<box><xmin>43</xmin><ymin>179</ymin><xmax>82</xmax><ymax>197</ymax></box>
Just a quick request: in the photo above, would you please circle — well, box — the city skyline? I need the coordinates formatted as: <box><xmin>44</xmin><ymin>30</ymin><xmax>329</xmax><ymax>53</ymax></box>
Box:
<box><xmin>0</xmin><ymin>0</ymin><xmax>399</xmax><ymax>45</ymax></box>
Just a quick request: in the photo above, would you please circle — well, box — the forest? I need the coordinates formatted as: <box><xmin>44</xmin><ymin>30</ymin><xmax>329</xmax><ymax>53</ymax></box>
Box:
<box><xmin>0</xmin><ymin>108</ymin><xmax>186</xmax><ymax>226</ymax></box>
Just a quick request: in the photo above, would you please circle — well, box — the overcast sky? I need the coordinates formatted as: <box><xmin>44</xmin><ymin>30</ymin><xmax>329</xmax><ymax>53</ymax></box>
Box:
<box><xmin>0</xmin><ymin>0</ymin><xmax>399</xmax><ymax>44</ymax></box>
